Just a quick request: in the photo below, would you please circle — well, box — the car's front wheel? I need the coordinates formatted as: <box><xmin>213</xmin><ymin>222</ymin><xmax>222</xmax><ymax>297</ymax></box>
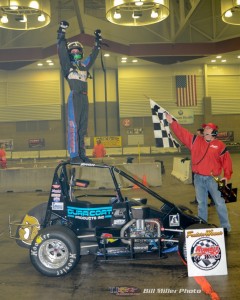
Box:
<box><xmin>30</xmin><ymin>225</ymin><xmax>80</xmax><ymax>277</ymax></box>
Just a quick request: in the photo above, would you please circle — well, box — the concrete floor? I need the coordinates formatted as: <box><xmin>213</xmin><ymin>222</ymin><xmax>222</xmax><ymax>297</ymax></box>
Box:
<box><xmin>0</xmin><ymin>154</ymin><xmax>240</xmax><ymax>300</ymax></box>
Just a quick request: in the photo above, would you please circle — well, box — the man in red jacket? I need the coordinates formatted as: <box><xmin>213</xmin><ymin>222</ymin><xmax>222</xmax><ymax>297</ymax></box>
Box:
<box><xmin>0</xmin><ymin>144</ymin><xmax>7</xmax><ymax>169</ymax></box>
<box><xmin>92</xmin><ymin>139</ymin><xmax>106</xmax><ymax>158</ymax></box>
<box><xmin>166</xmin><ymin>113</ymin><xmax>232</xmax><ymax>234</ymax></box>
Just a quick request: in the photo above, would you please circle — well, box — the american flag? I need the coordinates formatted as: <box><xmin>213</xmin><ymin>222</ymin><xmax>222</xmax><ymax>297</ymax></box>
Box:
<box><xmin>150</xmin><ymin>99</ymin><xmax>180</xmax><ymax>148</ymax></box>
<box><xmin>176</xmin><ymin>75</ymin><xmax>197</xmax><ymax>107</ymax></box>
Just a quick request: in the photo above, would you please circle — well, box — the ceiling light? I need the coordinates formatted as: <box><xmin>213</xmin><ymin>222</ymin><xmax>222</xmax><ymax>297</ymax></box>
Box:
<box><xmin>216</xmin><ymin>55</ymin><xmax>222</xmax><ymax>58</ymax></box>
<box><xmin>106</xmin><ymin>0</ymin><xmax>169</xmax><ymax>26</ymax></box>
<box><xmin>113</xmin><ymin>9</ymin><xmax>121</xmax><ymax>19</ymax></box>
<box><xmin>1</xmin><ymin>14</ymin><xmax>8</xmax><ymax>23</ymax></box>
<box><xmin>9</xmin><ymin>1</ymin><xmax>18</xmax><ymax>10</ymax></box>
<box><xmin>29</xmin><ymin>1</ymin><xmax>39</xmax><ymax>9</ymax></box>
<box><xmin>221</xmin><ymin>0</ymin><xmax>240</xmax><ymax>25</ymax></box>
<box><xmin>104</xmin><ymin>53</ymin><xmax>110</xmax><ymax>57</ymax></box>
<box><xmin>0</xmin><ymin>0</ymin><xmax>51</xmax><ymax>30</ymax></box>
<box><xmin>224</xmin><ymin>10</ymin><xmax>233</xmax><ymax>18</ymax></box>
<box><xmin>151</xmin><ymin>9</ymin><xmax>159</xmax><ymax>18</ymax></box>
<box><xmin>211</xmin><ymin>60</ymin><xmax>216</xmax><ymax>62</ymax></box>
<box><xmin>221</xmin><ymin>59</ymin><xmax>227</xmax><ymax>62</ymax></box>
<box><xmin>38</xmin><ymin>13</ymin><xmax>45</xmax><ymax>22</ymax></box>
<box><xmin>135</xmin><ymin>1</ymin><xmax>144</xmax><ymax>6</ymax></box>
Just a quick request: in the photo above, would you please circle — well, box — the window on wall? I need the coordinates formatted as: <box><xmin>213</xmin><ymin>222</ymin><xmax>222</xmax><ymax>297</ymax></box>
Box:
<box><xmin>16</xmin><ymin>121</ymin><xmax>49</xmax><ymax>132</ymax></box>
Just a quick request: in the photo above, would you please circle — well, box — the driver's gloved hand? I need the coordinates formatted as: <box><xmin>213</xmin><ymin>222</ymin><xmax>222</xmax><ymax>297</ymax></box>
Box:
<box><xmin>94</xmin><ymin>29</ymin><xmax>102</xmax><ymax>49</ymax></box>
<box><xmin>58</xmin><ymin>20</ymin><xmax>69</xmax><ymax>33</ymax></box>
<box><xmin>57</xmin><ymin>20</ymin><xmax>69</xmax><ymax>39</ymax></box>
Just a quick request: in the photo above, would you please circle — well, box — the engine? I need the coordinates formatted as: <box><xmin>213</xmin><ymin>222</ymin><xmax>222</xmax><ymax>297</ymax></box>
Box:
<box><xmin>120</xmin><ymin>206</ymin><xmax>161</xmax><ymax>253</ymax></box>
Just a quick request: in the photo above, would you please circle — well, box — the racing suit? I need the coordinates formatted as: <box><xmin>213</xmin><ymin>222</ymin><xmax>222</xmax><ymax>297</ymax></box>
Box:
<box><xmin>57</xmin><ymin>31</ymin><xmax>100</xmax><ymax>161</ymax></box>
<box><xmin>170</xmin><ymin>120</ymin><xmax>232</xmax><ymax>232</ymax></box>
<box><xmin>0</xmin><ymin>146</ymin><xmax>7</xmax><ymax>169</ymax></box>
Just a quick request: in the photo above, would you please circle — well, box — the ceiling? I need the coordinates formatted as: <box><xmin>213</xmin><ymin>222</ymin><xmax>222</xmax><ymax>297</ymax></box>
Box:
<box><xmin>1</xmin><ymin>0</ymin><xmax>240</xmax><ymax>70</ymax></box>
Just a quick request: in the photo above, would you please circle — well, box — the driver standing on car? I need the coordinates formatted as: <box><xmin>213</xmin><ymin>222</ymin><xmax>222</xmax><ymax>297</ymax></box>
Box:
<box><xmin>57</xmin><ymin>21</ymin><xmax>102</xmax><ymax>163</ymax></box>
<box><xmin>165</xmin><ymin>113</ymin><xmax>232</xmax><ymax>235</ymax></box>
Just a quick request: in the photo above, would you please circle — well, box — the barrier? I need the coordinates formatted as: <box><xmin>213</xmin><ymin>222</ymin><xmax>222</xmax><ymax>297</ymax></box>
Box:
<box><xmin>171</xmin><ymin>157</ymin><xmax>192</xmax><ymax>184</ymax></box>
<box><xmin>0</xmin><ymin>168</ymin><xmax>53</xmax><ymax>192</ymax></box>
<box><xmin>8</xmin><ymin>146</ymin><xmax>180</xmax><ymax>161</ymax></box>
<box><xmin>0</xmin><ymin>162</ymin><xmax>162</xmax><ymax>192</ymax></box>
<box><xmin>39</xmin><ymin>150</ymin><xmax>67</xmax><ymax>158</ymax></box>
<box><xmin>12</xmin><ymin>151</ymin><xmax>39</xmax><ymax>159</ymax></box>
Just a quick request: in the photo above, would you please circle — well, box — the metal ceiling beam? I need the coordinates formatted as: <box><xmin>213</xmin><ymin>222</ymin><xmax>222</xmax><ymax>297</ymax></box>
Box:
<box><xmin>2</xmin><ymin>34</ymin><xmax>240</xmax><ymax>65</ymax></box>
<box><xmin>72</xmin><ymin>0</ymin><xmax>85</xmax><ymax>33</ymax></box>
<box><xmin>173</xmin><ymin>0</ymin><xmax>201</xmax><ymax>41</ymax></box>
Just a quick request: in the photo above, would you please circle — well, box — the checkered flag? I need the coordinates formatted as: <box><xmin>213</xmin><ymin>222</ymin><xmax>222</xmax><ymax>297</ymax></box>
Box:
<box><xmin>150</xmin><ymin>99</ymin><xmax>180</xmax><ymax>148</ymax></box>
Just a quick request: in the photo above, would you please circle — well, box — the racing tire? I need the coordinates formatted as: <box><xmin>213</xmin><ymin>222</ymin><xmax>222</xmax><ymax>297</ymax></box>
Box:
<box><xmin>178</xmin><ymin>223</ymin><xmax>215</xmax><ymax>265</ymax></box>
<box><xmin>30</xmin><ymin>225</ymin><xmax>80</xmax><ymax>277</ymax></box>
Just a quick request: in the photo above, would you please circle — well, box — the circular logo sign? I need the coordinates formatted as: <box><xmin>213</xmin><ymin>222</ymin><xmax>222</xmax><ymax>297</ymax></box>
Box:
<box><xmin>122</xmin><ymin>119</ymin><xmax>132</xmax><ymax>127</ymax></box>
<box><xmin>190</xmin><ymin>237</ymin><xmax>221</xmax><ymax>271</ymax></box>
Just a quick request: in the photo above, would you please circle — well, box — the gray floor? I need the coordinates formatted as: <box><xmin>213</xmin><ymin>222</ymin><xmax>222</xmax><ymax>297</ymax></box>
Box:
<box><xmin>0</xmin><ymin>154</ymin><xmax>240</xmax><ymax>300</ymax></box>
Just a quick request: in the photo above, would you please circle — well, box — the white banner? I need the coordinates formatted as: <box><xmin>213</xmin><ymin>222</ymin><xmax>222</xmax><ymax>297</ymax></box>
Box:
<box><xmin>186</xmin><ymin>227</ymin><xmax>228</xmax><ymax>277</ymax></box>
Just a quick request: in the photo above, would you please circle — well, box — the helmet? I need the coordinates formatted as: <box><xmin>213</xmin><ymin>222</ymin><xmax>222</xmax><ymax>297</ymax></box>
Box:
<box><xmin>67</xmin><ymin>41</ymin><xmax>83</xmax><ymax>52</ymax></box>
<box><xmin>67</xmin><ymin>41</ymin><xmax>84</xmax><ymax>61</ymax></box>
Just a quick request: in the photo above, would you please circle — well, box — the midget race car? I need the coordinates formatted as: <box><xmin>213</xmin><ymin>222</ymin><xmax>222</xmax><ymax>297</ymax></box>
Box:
<box><xmin>9</xmin><ymin>160</ymin><xmax>213</xmax><ymax>277</ymax></box>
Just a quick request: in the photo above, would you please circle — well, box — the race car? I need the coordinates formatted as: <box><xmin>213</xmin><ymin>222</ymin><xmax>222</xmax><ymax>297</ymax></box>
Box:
<box><xmin>9</xmin><ymin>160</ymin><xmax>212</xmax><ymax>277</ymax></box>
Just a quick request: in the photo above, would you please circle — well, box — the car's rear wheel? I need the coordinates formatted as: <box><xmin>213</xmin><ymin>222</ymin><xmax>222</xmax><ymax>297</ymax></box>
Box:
<box><xmin>30</xmin><ymin>225</ymin><xmax>80</xmax><ymax>277</ymax></box>
<box><xmin>178</xmin><ymin>223</ymin><xmax>215</xmax><ymax>264</ymax></box>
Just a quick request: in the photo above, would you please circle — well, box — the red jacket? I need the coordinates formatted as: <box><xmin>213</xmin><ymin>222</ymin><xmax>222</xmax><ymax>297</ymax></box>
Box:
<box><xmin>92</xmin><ymin>144</ymin><xmax>106</xmax><ymax>158</ymax></box>
<box><xmin>0</xmin><ymin>149</ymin><xmax>6</xmax><ymax>159</ymax></box>
<box><xmin>171</xmin><ymin>121</ymin><xmax>233</xmax><ymax>180</ymax></box>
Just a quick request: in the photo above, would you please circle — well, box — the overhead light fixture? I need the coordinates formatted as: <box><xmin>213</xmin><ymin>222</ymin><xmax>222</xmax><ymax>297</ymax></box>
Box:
<box><xmin>106</xmin><ymin>0</ymin><xmax>169</xmax><ymax>26</ymax></box>
<box><xmin>221</xmin><ymin>0</ymin><xmax>240</xmax><ymax>25</ymax></box>
<box><xmin>0</xmin><ymin>0</ymin><xmax>51</xmax><ymax>30</ymax></box>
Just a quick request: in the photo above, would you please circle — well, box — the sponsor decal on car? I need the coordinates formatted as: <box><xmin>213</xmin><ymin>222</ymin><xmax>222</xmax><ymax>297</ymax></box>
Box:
<box><xmin>169</xmin><ymin>214</ymin><xmax>180</xmax><ymax>226</ymax></box>
<box><xmin>101</xmin><ymin>233</ymin><xmax>118</xmax><ymax>244</ymax></box>
<box><xmin>53</xmin><ymin>197</ymin><xmax>61</xmax><ymax>202</ymax></box>
<box><xmin>52</xmin><ymin>202</ymin><xmax>64</xmax><ymax>211</ymax></box>
<box><xmin>67</xmin><ymin>206</ymin><xmax>112</xmax><ymax>220</ymax></box>
<box><xmin>51</xmin><ymin>193</ymin><xmax>61</xmax><ymax>198</ymax></box>
<box><xmin>51</xmin><ymin>189</ymin><xmax>61</xmax><ymax>193</ymax></box>
<box><xmin>52</xmin><ymin>184</ymin><xmax>60</xmax><ymax>189</ymax></box>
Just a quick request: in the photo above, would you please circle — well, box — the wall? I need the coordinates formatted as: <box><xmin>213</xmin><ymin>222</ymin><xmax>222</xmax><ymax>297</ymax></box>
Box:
<box><xmin>0</xmin><ymin>63</ymin><xmax>240</xmax><ymax>151</ymax></box>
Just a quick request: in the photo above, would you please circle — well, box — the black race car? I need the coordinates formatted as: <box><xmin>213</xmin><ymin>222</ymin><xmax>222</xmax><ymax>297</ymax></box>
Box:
<box><xmin>9</xmin><ymin>160</ymin><xmax>212</xmax><ymax>277</ymax></box>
